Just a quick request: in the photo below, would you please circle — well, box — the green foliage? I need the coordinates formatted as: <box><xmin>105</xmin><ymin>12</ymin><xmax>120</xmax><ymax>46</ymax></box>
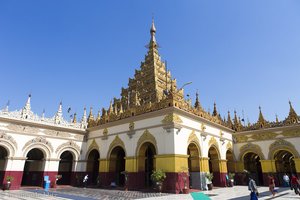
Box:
<box><xmin>151</xmin><ymin>169</ymin><xmax>166</xmax><ymax>183</ymax></box>
<box><xmin>6</xmin><ymin>176</ymin><xmax>14</xmax><ymax>182</ymax></box>
<box><xmin>228</xmin><ymin>173</ymin><xmax>235</xmax><ymax>180</ymax></box>
<box><xmin>205</xmin><ymin>172</ymin><xmax>214</xmax><ymax>181</ymax></box>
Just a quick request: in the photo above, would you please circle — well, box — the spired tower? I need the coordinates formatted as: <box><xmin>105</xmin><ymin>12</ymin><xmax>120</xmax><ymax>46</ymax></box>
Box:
<box><xmin>120</xmin><ymin>20</ymin><xmax>183</xmax><ymax>109</ymax></box>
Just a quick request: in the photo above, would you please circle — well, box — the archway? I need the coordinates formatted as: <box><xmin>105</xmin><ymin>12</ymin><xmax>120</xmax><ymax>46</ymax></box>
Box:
<box><xmin>109</xmin><ymin>146</ymin><xmax>125</xmax><ymax>186</ymax></box>
<box><xmin>226</xmin><ymin>150</ymin><xmax>235</xmax><ymax>173</ymax></box>
<box><xmin>138</xmin><ymin>142</ymin><xmax>156</xmax><ymax>188</ymax></box>
<box><xmin>0</xmin><ymin>146</ymin><xmax>8</xmax><ymax>186</ymax></box>
<box><xmin>243</xmin><ymin>152</ymin><xmax>263</xmax><ymax>185</ymax></box>
<box><xmin>208</xmin><ymin>146</ymin><xmax>221</xmax><ymax>186</ymax></box>
<box><xmin>57</xmin><ymin>151</ymin><xmax>73</xmax><ymax>185</ymax></box>
<box><xmin>187</xmin><ymin>143</ymin><xmax>201</xmax><ymax>189</ymax></box>
<box><xmin>86</xmin><ymin>149</ymin><xmax>100</xmax><ymax>185</ymax></box>
<box><xmin>274</xmin><ymin>150</ymin><xmax>296</xmax><ymax>186</ymax></box>
<box><xmin>21</xmin><ymin>148</ymin><xmax>45</xmax><ymax>186</ymax></box>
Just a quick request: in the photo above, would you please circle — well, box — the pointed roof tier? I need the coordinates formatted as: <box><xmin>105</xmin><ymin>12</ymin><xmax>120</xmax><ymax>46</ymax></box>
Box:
<box><xmin>21</xmin><ymin>94</ymin><xmax>33</xmax><ymax>119</ymax></box>
<box><xmin>283</xmin><ymin>101</ymin><xmax>299</xmax><ymax>125</ymax></box>
<box><xmin>255</xmin><ymin>106</ymin><xmax>270</xmax><ymax>129</ymax></box>
<box><xmin>86</xmin><ymin>20</ymin><xmax>228</xmax><ymax>129</ymax></box>
<box><xmin>54</xmin><ymin>102</ymin><xmax>63</xmax><ymax>124</ymax></box>
<box><xmin>233</xmin><ymin>110</ymin><xmax>243</xmax><ymax>131</ymax></box>
<box><xmin>194</xmin><ymin>91</ymin><xmax>202</xmax><ymax>110</ymax></box>
<box><xmin>227</xmin><ymin>111</ymin><xmax>234</xmax><ymax>129</ymax></box>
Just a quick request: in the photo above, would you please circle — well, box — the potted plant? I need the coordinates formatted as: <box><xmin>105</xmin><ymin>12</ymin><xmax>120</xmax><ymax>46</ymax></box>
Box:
<box><xmin>121</xmin><ymin>171</ymin><xmax>129</xmax><ymax>191</ymax></box>
<box><xmin>4</xmin><ymin>175</ymin><xmax>14</xmax><ymax>190</ymax></box>
<box><xmin>151</xmin><ymin>169</ymin><xmax>166</xmax><ymax>193</ymax></box>
<box><xmin>205</xmin><ymin>172</ymin><xmax>213</xmax><ymax>190</ymax></box>
<box><xmin>228</xmin><ymin>173</ymin><xmax>235</xmax><ymax>187</ymax></box>
<box><xmin>53</xmin><ymin>175</ymin><xmax>62</xmax><ymax>188</ymax></box>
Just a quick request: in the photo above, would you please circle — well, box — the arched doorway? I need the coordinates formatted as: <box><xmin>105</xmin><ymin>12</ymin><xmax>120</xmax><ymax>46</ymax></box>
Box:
<box><xmin>21</xmin><ymin>148</ymin><xmax>45</xmax><ymax>186</ymax></box>
<box><xmin>109</xmin><ymin>146</ymin><xmax>125</xmax><ymax>186</ymax></box>
<box><xmin>208</xmin><ymin>146</ymin><xmax>221</xmax><ymax>186</ymax></box>
<box><xmin>274</xmin><ymin>150</ymin><xmax>296</xmax><ymax>186</ymax></box>
<box><xmin>226</xmin><ymin>150</ymin><xmax>235</xmax><ymax>173</ymax></box>
<box><xmin>86</xmin><ymin>149</ymin><xmax>100</xmax><ymax>185</ymax></box>
<box><xmin>244</xmin><ymin>152</ymin><xmax>263</xmax><ymax>185</ymax></box>
<box><xmin>187</xmin><ymin>143</ymin><xmax>201</xmax><ymax>189</ymax></box>
<box><xmin>57</xmin><ymin>151</ymin><xmax>73</xmax><ymax>185</ymax></box>
<box><xmin>138</xmin><ymin>142</ymin><xmax>156</xmax><ymax>188</ymax></box>
<box><xmin>0</xmin><ymin>146</ymin><xmax>8</xmax><ymax>186</ymax></box>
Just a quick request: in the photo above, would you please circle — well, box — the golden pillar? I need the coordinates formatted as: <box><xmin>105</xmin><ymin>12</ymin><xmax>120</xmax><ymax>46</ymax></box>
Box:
<box><xmin>200</xmin><ymin>157</ymin><xmax>209</xmax><ymax>173</ymax></box>
<box><xmin>125</xmin><ymin>157</ymin><xmax>137</xmax><ymax>173</ymax></box>
<box><xmin>99</xmin><ymin>159</ymin><xmax>109</xmax><ymax>172</ymax></box>
<box><xmin>219</xmin><ymin>159</ymin><xmax>228</xmax><ymax>173</ymax></box>
<box><xmin>293</xmin><ymin>158</ymin><xmax>300</xmax><ymax>174</ymax></box>
<box><xmin>235</xmin><ymin>161</ymin><xmax>244</xmax><ymax>173</ymax></box>
<box><xmin>260</xmin><ymin>160</ymin><xmax>275</xmax><ymax>173</ymax></box>
<box><xmin>155</xmin><ymin>154</ymin><xmax>189</xmax><ymax>172</ymax></box>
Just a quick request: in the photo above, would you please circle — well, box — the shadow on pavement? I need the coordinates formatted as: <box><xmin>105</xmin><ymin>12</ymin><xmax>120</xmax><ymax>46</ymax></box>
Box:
<box><xmin>229</xmin><ymin>187</ymin><xmax>291</xmax><ymax>200</ymax></box>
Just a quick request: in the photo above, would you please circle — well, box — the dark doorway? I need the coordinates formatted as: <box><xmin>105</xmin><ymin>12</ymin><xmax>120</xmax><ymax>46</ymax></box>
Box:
<box><xmin>57</xmin><ymin>151</ymin><xmax>73</xmax><ymax>185</ymax></box>
<box><xmin>244</xmin><ymin>152</ymin><xmax>263</xmax><ymax>185</ymax></box>
<box><xmin>0</xmin><ymin>146</ymin><xmax>8</xmax><ymax>186</ymax></box>
<box><xmin>274</xmin><ymin>150</ymin><xmax>296</xmax><ymax>186</ymax></box>
<box><xmin>109</xmin><ymin>146</ymin><xmax>125</xmax><ymax>186</ymax></box>
<box><xmin>86</xmin><ymin>149</ymin><xmax>100</xmax><ymax>185</ymax></box>
<box><xmin>21</xmin><ymin>148</ymin><xmax>45</xmax><ymax>186</ymax></box>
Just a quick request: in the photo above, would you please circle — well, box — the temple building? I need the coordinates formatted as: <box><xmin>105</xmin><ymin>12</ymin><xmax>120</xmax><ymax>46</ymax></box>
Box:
<box><xmin>0</xmin><ymin>21</ymin><xmax>299</xmax><ymax>193</ymax></box>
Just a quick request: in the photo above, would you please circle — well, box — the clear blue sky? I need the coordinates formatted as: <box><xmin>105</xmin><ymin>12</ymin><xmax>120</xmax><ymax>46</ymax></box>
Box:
<box><xmin>0</xmin><ymin>1</ymin><xmax>300</xmax><ymax>124</ymax></box>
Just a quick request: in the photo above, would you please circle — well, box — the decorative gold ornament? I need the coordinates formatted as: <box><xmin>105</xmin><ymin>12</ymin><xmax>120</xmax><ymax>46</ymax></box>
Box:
<box><xmin>107</xmin><ymin>135</ymin><xmax>126</xmax><ymax>158</ymax></box>
<box><xmin>201</xmin><ymin>123</ymin><xmax>206</xmax><ymax>132</ymax></box>
<box><xmin>208</xmin><ymin>137</ymin><xmax>218</xmax><ymax>148</ymax></box>
<box><xmin>239</xmin><ymin>142</ymin><xmax>265</xmax><ymax>160</ymax></box>
<box><xmin>136</xmin><ymin>129</ymin><xmax>157</xmax><ymax>155</ymax></box>
<box><xmin>129</xmin><ymin>122</ymin><xmax>135</xmax><ymax>131</ymax></box>
<box><xmin>281</xmin><ymin>130</ymin><xmax>300</xmax><ymax>137</ymax></box>
<box><xmin>87</xmin><ymin>139</ymin><xmax>99</xmax><ymax>153</ymax></box>
<box><xmin>268</xmin><ymin>139</ymin><xmax>300</xmax><ymax>159</ymax></box>
<box><xmin>250</xmin><ymin>132</ymin><xmax>278</xmax><ymax>141</ymax></box>
<box><xmin>234</xmin><ymin>135</ymin><xmax>248</xmax><ymax>143</ymax></box>
<box><xmin>162</xmin><ymin>113</ymin><xmax>183</xmax><ymax>124</ymax></box>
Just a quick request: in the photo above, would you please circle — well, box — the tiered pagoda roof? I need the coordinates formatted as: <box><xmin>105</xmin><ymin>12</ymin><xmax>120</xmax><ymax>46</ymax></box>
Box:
<box><xmin>87</xmin><ymin>21</ymin><xmax>227</xmax><ymax>128</ymax></box>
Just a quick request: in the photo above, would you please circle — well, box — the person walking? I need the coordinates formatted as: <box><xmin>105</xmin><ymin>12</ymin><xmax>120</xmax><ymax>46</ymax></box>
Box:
<box><xmin>291</xmin><ymin>174</ymin><xmax>300</xmax><ymax>195</ymax></box>
<box><xmin>268</xmin><ymin>174</ymin><xmax>276</xmax><ymax>197</ymax></box>
<box><xmin>83</xmin><ymin>174</ymin><xmax>89</xmax><ymax>188</ymax></box>
<box><xmin>248</xmin><ymin>175</ymin><xmax>259</xmax><ymax>200</ymax></box>
<box><xmin>283</xmin><ymin>173</ymin><xmax>290</xmax><ymax>187</ymax></box>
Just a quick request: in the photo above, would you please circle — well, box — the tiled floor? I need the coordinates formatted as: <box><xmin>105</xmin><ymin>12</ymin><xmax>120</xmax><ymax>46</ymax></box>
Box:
<box><xmin>0</xmin><ymin>186</ymin><xmax>299</xmax><ymax>200</ymax></box>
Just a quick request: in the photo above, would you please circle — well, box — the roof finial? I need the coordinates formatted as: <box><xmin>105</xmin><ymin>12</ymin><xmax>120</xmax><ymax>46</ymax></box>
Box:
<box><xmin>21</xmin><ymin>94</ymin><xmax>32</xmax><ymax>119</ymax></box>
<box><xmin>150</xmin><ymin>18</ymin><xmax>156</xmax><ymax>43</ymax></box>
<box><xmin>80</xmin><ymin>107</ymin><xmax>88</xmax><ymax>129</ymax></box>
<box><xmin>54</xmin><ymin>101</ymin><xmax>63</xmax><ymax>124</ymax></box>
<box><xmin>212</xmin><ymin>102</ymin><xmax>218</xmax><ymax>116</ymax></box>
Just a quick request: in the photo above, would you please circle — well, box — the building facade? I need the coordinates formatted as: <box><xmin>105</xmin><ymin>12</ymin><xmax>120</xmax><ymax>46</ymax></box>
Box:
<box><xmin>0</xmin><ymin>21</ymin><xmax>299</xmax><ymax>193</ymax></box>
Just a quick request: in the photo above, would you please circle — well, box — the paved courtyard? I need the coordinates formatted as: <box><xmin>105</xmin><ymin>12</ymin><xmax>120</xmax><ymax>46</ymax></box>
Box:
<box><xmin>0</xmin><ymin>186</ymin><xmax>299</xmax><ymax>200</ymax></box>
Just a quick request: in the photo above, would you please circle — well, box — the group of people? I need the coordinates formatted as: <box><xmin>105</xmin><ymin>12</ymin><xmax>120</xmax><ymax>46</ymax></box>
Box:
<box><xmin>248</xmin><ymin>173</ymin><xmax>300</xmax><ymax>200</ymax></box>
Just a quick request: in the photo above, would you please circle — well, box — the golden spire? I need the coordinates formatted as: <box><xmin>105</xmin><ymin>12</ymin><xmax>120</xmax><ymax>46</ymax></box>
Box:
<box><xmin>284</xmin><ymin>101</ymin><xmax>299</xmax><ymax>124</ymax></box>
<box><xmin>108</xmin><ymin>101</ymin><xmax>113</xmax><ymax>114</ymax></box>
<box><xmin>96</xmin><ymin>110</ymin><xmax>101</xmax><ymax>125</ymax></box>
<box><xmin>194</xmin><ymin>91</ymin><xmax>202</xmax><ymax>110</ymax></box>
<box><xmin>87</xmin><ymin>107</ymin><xmax>95</xmax><ymax>127</ymax></box>
<box><xmin>150</xmin><ymin>18</ymin><xmax>157</xmax><ymax>45</ymax></box>
<box><xmin>72</xmin><ymin>113</ymin><xmax>77</xmax><ymax>123</ymax></box>
<box><xmin>233</xmin><ymin>110</ymin><xmax>242</xmax><ymax>131</ymax></box>
<box><xmin>227</xmin><ymin>111</ymin><xmax>233</xmax><ymax>129</ymax></box>
<box><xmin>256</xmin><ymin>106</ymin><xmax>269</xmax><ymax>128</ymax></box>
<box><xmin>212</xmin><ymin>102</ymin><xmax>218</xmax><ymax>116</ymax></box>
